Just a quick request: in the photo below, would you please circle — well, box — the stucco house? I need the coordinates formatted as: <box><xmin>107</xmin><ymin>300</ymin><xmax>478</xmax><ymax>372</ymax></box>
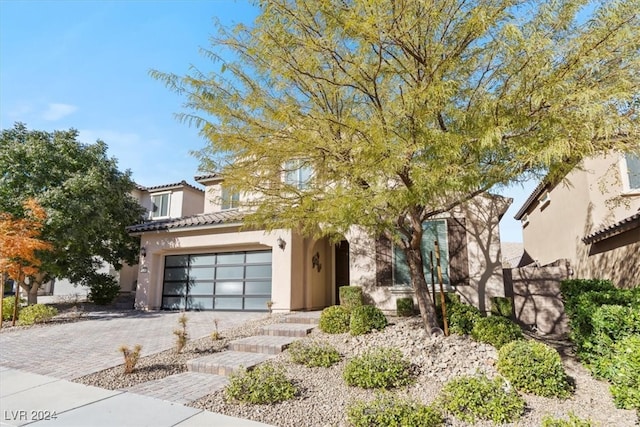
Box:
<box><xmin>514</xmin><ymin>151</ymin><xmax>640</xmax><ymax>288</ymax></box>
<box><xmin>126</xmin><ymin>173</ymin><xmax>512</xmax><ymax>313</ymax></box>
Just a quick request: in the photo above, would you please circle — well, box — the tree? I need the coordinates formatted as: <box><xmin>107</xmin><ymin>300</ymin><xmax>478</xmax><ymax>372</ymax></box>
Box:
<box><xmin>0</xmin><ymin>123</ymin><xmax>145</xmax><ymax>304</ymax></box>
<box><xmin>153</xmin><ymin>0</ymin><xmax>640</xmax><ymax>331</ymax></box>
<box><xmin>0</xmin><ymin>199</ymin><xmax>53</xmax><ymax>325</ymax></box>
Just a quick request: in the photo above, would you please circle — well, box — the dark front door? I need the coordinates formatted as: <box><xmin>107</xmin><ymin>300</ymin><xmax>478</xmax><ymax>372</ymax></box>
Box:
<box><xmin>334</xmin><ymin>240</ymin><xmax>350</xmax><ymax>304</ymax></box>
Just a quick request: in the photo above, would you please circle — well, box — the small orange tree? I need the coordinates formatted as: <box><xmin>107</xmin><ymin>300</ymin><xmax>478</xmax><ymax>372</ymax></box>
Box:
<box><xmin>0</xmin><ymin>199</ymin><xmax>52</xmax><ymax>325</ymax></box>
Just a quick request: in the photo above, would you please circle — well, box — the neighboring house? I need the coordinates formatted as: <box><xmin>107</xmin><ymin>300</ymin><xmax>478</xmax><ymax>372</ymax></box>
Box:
<box><xmin>126</xmin><ymin>172</ymin><xmax>512</xmax><ymax>313</ymax></box>
<box><xmin>514</xmin><ymin>151</ymin><xmax>640</xmax><ymax>288</ymax></box>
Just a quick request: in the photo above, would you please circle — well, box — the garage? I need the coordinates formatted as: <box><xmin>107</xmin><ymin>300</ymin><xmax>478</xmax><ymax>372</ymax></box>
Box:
<box><xmin>161</xmin><ymin>250</ymin><xmax>272</xmax><ymax>311</ymax></box>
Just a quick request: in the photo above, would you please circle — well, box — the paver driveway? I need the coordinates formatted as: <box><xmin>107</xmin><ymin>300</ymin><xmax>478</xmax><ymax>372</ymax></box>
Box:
<box><xmin>0</xmin><ymin>310</ymin><xmax>266</xmax><ymax>380</ymax></box>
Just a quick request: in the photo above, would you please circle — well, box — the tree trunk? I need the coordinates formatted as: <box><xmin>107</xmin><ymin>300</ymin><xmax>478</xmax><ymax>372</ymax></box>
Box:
<box><xmin>22</xmin><ymin>280</ymin><xmax>39</xmax><ymax>305</ymax></box>
<box><xmin>404</xmin><ymin>241</ymin><xmax>439</xmax><ymax>333</ymax></box>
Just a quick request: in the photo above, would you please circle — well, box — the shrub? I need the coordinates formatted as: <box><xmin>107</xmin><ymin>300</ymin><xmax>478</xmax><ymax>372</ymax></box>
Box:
<box><xmin>343</xmin><ymin>347</ymin><xmax>413</xmax><ymax>389</ymax></box>
<box><xmin>288</xmin><ymin>340</ymin><xmax>341</xmax><ymax>368</ymax></box>
<box><xmin>448</xmin><ymin>302</ymin><xmax>482</xmax><ymax>335</ymax></box>
<box><xmin>396</xmin><ymin>297</ymin><xmax>414</xmax><ymax>317</ymax></box>
<box><xmin>87</xmin><ymin>273</ymin><xmax>120</xmax><ymax>305</ymax></box>
<box><xmin>349</xmin><ymin>305</ymin><xmax>388</xmax><ymax>336</ymax></box>
<box><xmin>173</xmin><ymin>314</ymin><xmax>188</xmax><ymax>353</ymax></box>
<box><xmin>18</xmin><ymin>304</ymin><xmax>58</xmax><ymax>325</ymax></box>
<box><xmin>347</xmin><ymin>394</ymin><xmax>443</xmax><ymax>427</ymax></box>
<box><xmin>119</xmin><ymin>344</ymin><xmax>142</xmax><ymax>374</ymax></box>
<box><xmin>225</xmin><ymin>363</ymin><xmax>296</xmax><ymax>404</ymax></box>
<box><xmin>339</xmin><ymin>286</ymin><xmax>363</xmax><ymax>311</ymax></box>
<box><xmin>437</xmin><ymin>375</ymin><xmax>525</xmax><ymax>424</ymax></box>
<box><xmin>471</xmin><ymin>315</ymin><xmax>523</xmax><ymax>349</ymax></box>
<box><xmin>606</xmin><ymin>334</ymin><xmax>640</xmax><ymax>411</ymax></box>
<box><xmin>541</xmin><ymin>413</ymin><xmax>596</xmax><ymax>427</ymax></box>
<box><xmin>497</xmin><ymin>340</ymin><xmax>572</xmax><ymax>398</ymax></box>
<box><xmin>560</xmin><ymin>279</ymin><xmax>615</xmax><ymax>302</ymax></box>
<box><xmin>491</xmin><ymin>296</ymin><xmax>513</xmax><ymax>318</ymax></box>
<box><xmin>319</xmin><ymin>305</ymin><xmax>351</xmax><ymax>334</ymax></box>
<box><xmin>2</xmin><ymin>296</ymin><xmax>23</xmax><ymax>321</ymax></box>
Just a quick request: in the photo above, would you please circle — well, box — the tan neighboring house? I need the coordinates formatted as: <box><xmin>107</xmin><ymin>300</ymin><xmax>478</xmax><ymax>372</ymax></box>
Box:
<box><xmin>514</xmin><ymin>151</ymin><xmax>640</xmax><ymax>288</ymax></box>
<box><xmin>126</xmin><ymin>172</ymin><xmax>512</xmax><ymax>313</ymax></box>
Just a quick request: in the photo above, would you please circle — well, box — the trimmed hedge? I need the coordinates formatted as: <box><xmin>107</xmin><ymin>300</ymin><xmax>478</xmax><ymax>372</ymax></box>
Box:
<box><xmin>396</xmin><ymin>297</ymin><xmax>414</xmax><ymax>317</ymax></box>
<box><xmin>343</xmin><ymin>347</ymin><xmax>413</xmax><ymax>389</ymax></box>
<box><xmin>18</xmin><ymin>304</ymin><xmax>58</xmax><ymax>325</ymax></box>
<box><xmin>225</xmin><ymin>363</ymin><xmax>296</xmax><ymax>404</ymax></box>
<box><xmin>448</xmin><ymin>302</ymin><xmax>482</xmax><ymax>335</ymax></box>
<box><xmin>349</xmin><ymin>305</ymin><xmax>388</xmax><ymax>336</ymax></box>
<box><xmin>491</xmin><ymin>296</ymin><xmax>513</xmax><ymax>318</ymax></box>
<box><xmin>347</xmin><ymin>395</ymin><xmax>443</xmax><ymax>427</ymax></box>
<box><xmin>339</xmin><ymin>286</ymin><xmax>363</xmax><ymax>311</ymax></box>
<box><xmin>471</xmin><ymin>315</ymin><xmax>523</xmax><ymax>349</ymax></box>
<box><xmin>319</xmin><ymin>305</ymin><xmax>351</xmax><ymax>334</ymax></box>
<box><xmin>1</xmin><ymin>297</ymin><xmax>22</xmax><ymax>321</ymax></box>
<box><xmin>288</xmin><ymin>340</ymin><xmax>341</xmax><ymax>368</ymax></box>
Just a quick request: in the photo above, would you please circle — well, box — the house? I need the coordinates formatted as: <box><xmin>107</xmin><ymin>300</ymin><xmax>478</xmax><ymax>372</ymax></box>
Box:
<box><xmin>514</xmin><ymin>151</ymin><xmax>640</xmax><ymax>288</ymax></box>
<box><xmin>126</xmin><ymin>172</ymin><xmax>512</xmax><ymax>313</ymax></box>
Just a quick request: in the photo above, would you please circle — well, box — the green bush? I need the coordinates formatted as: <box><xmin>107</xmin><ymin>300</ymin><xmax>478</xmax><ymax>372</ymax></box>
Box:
<box><xmin>349</xmin><ymin>305</ymin><xmax>388</xmax><ymax>336</ymax></box>
<box><xmin>541</xmin><ymin>413</ymin><xmax>596</xmax><ymax>427</ymax></box>
<box><xmin>339</xmin><ymin>286</ymin><xmax>363</xmax><ymax>311</ymax></box>
<box><xmin>471</xmin><ymin>315</ymin><xmax>523</xmax><ymax>349</ymax></box>
<box><xmin>319</xmin><ymin>305</ymin><xmax>351</xmax><ymax>334</ymax></box>
<box><xmin>560</xmin><ymin>279</ymin><xmax>615</xmax><ymax>302</ymax></box>
<box><xmin>343</xmin><ymin>347</ymin><xmax>413</xmax><ymax>389</ymax></box>
<box><xmin>347</xmin><ymin>394</ymin><xmax>443</xmax><ymax>427</ymax></box>
<box><xmin>448</xmin><ymin>302</ymin><xmax>482</xmax><ymax>335</ymax></box>
<box><xmin>396</xmin><ymin>297</ymin><xmax>414</xmax><ymax>317</ymax></box>
<box><xmin>225</xmin><ymin>363</ymin><xmax>296</xmax><ymax>404</ymax></box>
<box><xmin>2</xmin><ymin>296</ymin><xmax>23</xmax><ymax>321</ymax></box>
<box><xmin>605</xmin><ymin>334</ymin><xmax>640</xmax><ymax>411</ymax></box>
<box><xmin>288</xmin><ymin>340</ymin><xmax>341</xmax><ymax>368</ymax></box>
<box><xmin>497</xmin><ymin>340</ymin><xmax>572</xmax><ymax>398</ymax></box>
<box><xmin>87</xmin><ymin>273</ymin><xmax>120</xmax><ymax>305</ymax></box>
<box><xmin>437</xmin><ymin>375</ymin><xmax>525</xmax><ymax>424</ymax></box>
<box><xmin>491</xmin><ymin>296</ymin><xmax>513</xmax><ymax>318</ymax></box>
<box><xmin>18</xmin><ymin>304</ymin><xmax>58</xmax><ymax>325</ymax></box>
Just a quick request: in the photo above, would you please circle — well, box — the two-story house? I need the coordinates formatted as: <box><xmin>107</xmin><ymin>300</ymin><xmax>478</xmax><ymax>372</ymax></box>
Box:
<box><xmin>514</xmin><ymin>151</ymin><xmax>640</xmax><ymax>288</ymax></box>
<box><xmin>126</xmin><ymin>172</ymin><xmax>513</xmax><ymax>313</ymax></box>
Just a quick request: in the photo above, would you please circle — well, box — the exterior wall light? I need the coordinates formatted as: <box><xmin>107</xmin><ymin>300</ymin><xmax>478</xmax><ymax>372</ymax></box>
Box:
<box><xmin>140</xmin><ymin>246</ymin><xmax>147</xmax><ymax>257</ymax></box>
<box><xmin>277</xmin><ymin>237</ymin><xmax>286</xmax><ymax>250</ymax></box>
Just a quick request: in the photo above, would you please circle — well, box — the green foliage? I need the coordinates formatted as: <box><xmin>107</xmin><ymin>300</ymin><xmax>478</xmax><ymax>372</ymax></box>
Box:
<box><xmin>18</xmin><ymin>304</ymin><xmax>58</xmax><ymax>325</ymax></box>
<box><xmin>288</xmin><ymin>340</ymin><xmax>341</xmax><ymax>368</ymax></box>
<box><xmin>396</xmin><ymin>297</ymin><xmax>414</xmax><ymax>317</ymax></box>
<box><xmin>599</xmin><ymin>334</ymin><xmax>640</xmax><ymax>411</ymax></box>
<box><xmin>0</xmin><ymin>124</ymin><xmax>145</xmax><ymax>293</ymax></box>
<box><xmin>119</xmin><ymin>344</ymin><xmax>142</xmax><ymax>374</ymax></box>
<box><xmin>225</xmin><ymin>363</ymin><xmax>296</xmax><ymax>404</ymax></box>
<box><xmin>541</xmin><ymin>413</ymin><xmax>596</xmax><ymax>427</ymax></box>
<box><xmin>447</xmin><ymin>301</ymin><xmax>482</xmax><ymax>335</ymax></box>
<box><xmin>490</xmin><ymin>296</ymin><xmax>513</xmax><ymax>318</ymax></box>
<box><xmin>437</xmin><ymin>375</ymin><xmax>526</xmax><ymax>424</ymax></box>
<box><xmin>497</xmin><ymin>340</ymin><xmax>572</xmax><ymax>398</ymax></box>
<box><xmin>87</xmin><ymin>273</ymin><xmax>120</xmax><ymax>305</ymax></box>
<box><xmin>319</xmin><ymin>305</ymin><xmax>351</xmax><ymax>334</ymax></box>
<box><xmin>1</xmin><ymin>297</ymin><xmax>23</xmax><ymax>321</ymax></box>
<box><xmin>471</xmin><ymin>315</ymin><xmax>523</xmax><ymax>349</ymax></box>
<box><xmin>347</xmin><ymin>394</ymin><xmax>443</xmax><ymax>427</ymax></box>
<box><xmin>343</xmin><ymin>347</ymin><xmax>413</xmax><ymax>389</ymax></box>
<box><xmin>339</xmin><ymin>286</ymin><xmax>363</xmax><ymax>311</ymax></box>
<box><xmin>349</xmin><ymin>305</ymin><xmax>388</xmax><ymax>336</ymax></box>
<box><xmin>560</xmin><ymin>279</ymin><xmax>615</xmax><ymax>302</ymax></box>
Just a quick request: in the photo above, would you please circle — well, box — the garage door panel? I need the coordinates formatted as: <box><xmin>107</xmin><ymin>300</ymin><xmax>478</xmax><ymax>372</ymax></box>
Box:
<box><xmin>189</xmin><ymin>267</ymin><xmax>216</xmax><ymax>281</ymax></box>
<box><xmin>215</xmin><ymin>297</ymin><xmax>243</xmax><ymax>310</ymax></box>
<box><xmin>215</xmin><ymin>282</ymin><xmax>243</xmax><ymax>295</ymax></box>
<box><xmin>246</xmin><ymin>264</ymin><xmax>272</xmax><ymax>278</ymax></box>
<box><xmin>189</xmin><ymin>281</ymin><xmax>214</xmax><ymax>294</ymax></box>
<box><xmin>244</xmin><ymin>297</ymin><xmax>270</xmax><ymax>310</ymax></box>
<box><xmin>189</xmin><ymin>297</ymin><xmax>214</xmax><ymax>310</ymax></box>
<box><xmin>245</xmin><ymin>281</ymin><xmax>271</xmax><ymax>295</ymax></box>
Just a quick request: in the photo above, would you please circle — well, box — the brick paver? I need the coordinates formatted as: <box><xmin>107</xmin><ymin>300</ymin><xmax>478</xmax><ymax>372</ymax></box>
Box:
<box><xmin>229</xmin><ymin>335</ymin><xmax>298</xmax><ymax>354</ymax></box>
<box><xmin>0</xmin><ymin>310</ymin><xmax>265</xmax><ymax>380</ymax></box>
<box><xmin>187</xmin><ymin>351</ymin><xmax>275</xmax><ymax>376</ymax></box>
<box><xmin>125</xmin><ymin>372</ymin><xmax>229</xmax><ymax>405</ymax></box>
<box><xmin>260</xmin><ymin>323</ymin><xmax>315</xmax><ymax>337</ymax></box>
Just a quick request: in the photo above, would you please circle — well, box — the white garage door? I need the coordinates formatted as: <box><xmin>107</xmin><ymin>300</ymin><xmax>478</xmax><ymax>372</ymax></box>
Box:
<box><xmin>161</xmin><ymin>250</ymin><xmax>272</xmax><ymax>311</ymax></box>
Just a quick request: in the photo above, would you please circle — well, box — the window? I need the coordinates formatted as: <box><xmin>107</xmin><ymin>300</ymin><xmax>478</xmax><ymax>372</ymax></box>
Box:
<box><xmin>150</xmin><ymin>193</ymin><xmax>170</xmax><ymax>218</ymax></box>
<box><xmin>221</xmin><ymin>187</ymin><xmax>240</xmax><ymax>210</ymax></box>
<box><xmin>625</xmin><ymin>153</ymin><xmax>640</xmax><ymax>190</ymax></box>
<box><xmin>392</xmin><ymin>220</ymin><xmax>450</xmax><ymax>289</ymax></box>
<box><xmin>538</xmin><ymin>190</ymin><xmax>550</xmax><ymax>209</ymax></box>
<box><xmin>284</xmin><ymin>159</ymin><xmax>313</xmax><ymax>189</ymax></box>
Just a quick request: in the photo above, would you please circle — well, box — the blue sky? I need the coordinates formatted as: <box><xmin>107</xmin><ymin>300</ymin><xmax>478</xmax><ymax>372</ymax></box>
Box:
<box><xmin>0</xmin><ymin>0</ymin><xmax>536</xmax><ymax>242</ymax></box>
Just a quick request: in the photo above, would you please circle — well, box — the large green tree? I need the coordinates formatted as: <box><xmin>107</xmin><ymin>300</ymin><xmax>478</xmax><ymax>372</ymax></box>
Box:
<box><xmin>0</xmin><ymin>123</ymin><xmax>145</xmax><ymax>304</ymax></box>
<box><xmin>154</xmin><ymin>0</ymin><xmax>639</xmax><ymax>331</ymax></box>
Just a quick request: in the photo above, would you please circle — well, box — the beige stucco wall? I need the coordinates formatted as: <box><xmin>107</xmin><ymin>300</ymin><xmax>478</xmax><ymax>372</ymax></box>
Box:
<box><xmin>522</xmin><ymin>152</ymin><xmax>640</xmax><ymax>287</ymax></box>
<box><xmin>181</xmin><ymin>188</ymin><xmax>205</xmax><ymax>217</ymax></box>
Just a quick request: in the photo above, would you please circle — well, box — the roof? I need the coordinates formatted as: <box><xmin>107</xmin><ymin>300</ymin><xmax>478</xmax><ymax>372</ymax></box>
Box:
<box><xmin>582</xmin><ymin>213</ymin><xmax>640</xmax><ymax>244</ymax></box>
<box><xmin>514</xmin><ymin>182</ymin><xmax>549</xmax><ymax>220</ymax></box>
<box><xmin>126</xmin><ymin>210</ymin><xmax>243</xmax><ymax>234</ymax></box>
<box><xmin>194</xmin><ymin>173</ymin><xmax>221</xmax><ymax>183</ymax></box>
<box><xmin>139</xmin><ymin>180</ymin><xmax>204</xmax><ymax>193</ymax></box>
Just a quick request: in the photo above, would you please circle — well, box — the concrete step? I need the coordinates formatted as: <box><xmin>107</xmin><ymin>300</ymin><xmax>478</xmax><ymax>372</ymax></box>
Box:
<box><xmin>284</xmin><ymin>311</ymin><xmax>321</xmax><ymax>325</ymax></box>
<box><xmin>259</xmin><ymin>323</ymin><xmax>315</xmax><ymax>337</ymax></box>
<box><xmin>228</xmin><ymin>335</ymin><xmax>298</xmax><ymax>354</ymax></box>
<box><xmin>125</xmin><ymin>372</ymin><xmax>229</xmax><ymax>404</ymax></box>
<box><xmin>187</xmin><ymin>351</ymin><xmax>275</xmax><ymax>376</ymax></box>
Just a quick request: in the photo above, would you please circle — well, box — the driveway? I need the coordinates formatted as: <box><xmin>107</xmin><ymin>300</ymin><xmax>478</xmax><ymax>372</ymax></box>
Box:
<box><xmin>0</xmin><ymin>310</ymin><xmax>266</xmax><ymax>380</ymax></box>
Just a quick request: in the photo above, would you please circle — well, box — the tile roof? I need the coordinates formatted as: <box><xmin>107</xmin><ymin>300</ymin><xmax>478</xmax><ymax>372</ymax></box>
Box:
<box><xmin>513</xmin><ymin>182</ymin><xmax>549</xmax><ymax>220</ymax></box>
<box><xmin>139</xmin><ymin>180</ymin><xmax>204</xmax><ymax>193</ymax></box>
<box><xmin>126</xmin><ymin>210</ymin><xmax>244</xmax><ymax>234</ymax></box>
<box><xmin>194</xmin><ymin>173</ymin><xmax>220</xmax><ymax>183</ymax></box>
<box><xmin>582</xmin><ymin>213</ymin><xmax>640</xmax><ymax>244</ymax></box>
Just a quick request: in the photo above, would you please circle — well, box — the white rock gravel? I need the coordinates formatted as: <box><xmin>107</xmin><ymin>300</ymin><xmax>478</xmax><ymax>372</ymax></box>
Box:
<box><xmin>74</xmin><ymin>314</ymin><xmax>638</xmax><ymax>426</ymax></box>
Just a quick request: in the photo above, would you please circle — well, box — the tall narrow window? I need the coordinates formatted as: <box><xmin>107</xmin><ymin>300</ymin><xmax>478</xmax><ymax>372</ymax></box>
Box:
<box><xmin>625</xmin><ymin>153</ymin><xmax>640</xmax><ymax>190</ymax></box>
<box><xmin>221</xmin><ymin>187</ymin><xmax>240</xmax><ymax>210</ymax></box>
<box><xmin>150</xmin><ymin>193</ymin><xmax>170</xmax><ymax>218</ymax></box>
<box><xmin>284</xmin><ymin>159</ymin><xmax>313</xmax><ymax>189</ymax></box>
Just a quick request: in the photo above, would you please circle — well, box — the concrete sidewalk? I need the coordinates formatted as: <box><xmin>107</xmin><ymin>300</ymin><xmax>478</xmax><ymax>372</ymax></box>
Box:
<box><xmin>0</xmin><ymin>367</ymin><xmax>272</xmax><ymax>427</ymax></box>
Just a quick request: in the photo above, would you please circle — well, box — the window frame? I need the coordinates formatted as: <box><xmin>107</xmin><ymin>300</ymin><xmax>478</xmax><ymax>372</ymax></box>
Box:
<box><xmin>622</xmin><ymin>152</ymin><xmax>640</xmax><ymax>194</ymax></box>
<box><xmin>220</xmin><ymin>187</ymin><xmax>240</xmax><ymax>211</ymax></box>
<box><xmin>284</xmin><ymin>159</ymin><xmax>313</xmax><ymax>190</ymax></box>
<box><xmin>150</xmin><ymin>192</ymin><xmax>171</xmax><ymax>219</ymax></box>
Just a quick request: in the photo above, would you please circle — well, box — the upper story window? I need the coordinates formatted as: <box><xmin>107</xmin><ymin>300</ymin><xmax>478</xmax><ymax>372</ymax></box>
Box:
<box><xmin>221</xmin><ymin>187</ymin><xmax>240</xmax><ymax>210</ymax></box>
<box><xmin>284</xmin><ymin>159</ymin><xmax>313</xmax><ymax>190</ymax></box>
<box><xmin>150</xmin><ymin>193</ymin><xmax>170</xmax><ymax>218</ymax></box>
<box><xmin>625</xmin><ymin>153</ymin><xmax>640</xmax><ymax>191</ymax></box>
